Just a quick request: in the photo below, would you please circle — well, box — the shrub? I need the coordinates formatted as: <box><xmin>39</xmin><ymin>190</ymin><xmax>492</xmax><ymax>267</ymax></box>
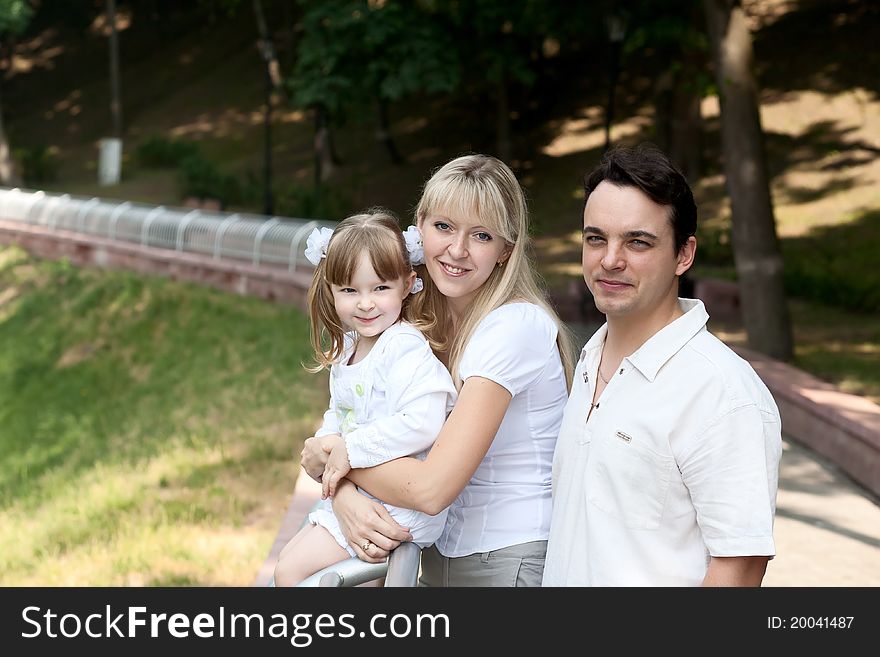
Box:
<box><xmin>136</xmin><ymin>136</ymin><xmax>200</xmax><ymax>168</ymax></box>
<box><xmin>15</xmin><ymin>145</ymin><xmax>59</xmax><ymax>185</ymax></box>
<box><xmin>177</xmin><ymin>155</ymin><xmax>242</xmax><ymax>208</ymax></box>
<box><xmin>273</xmin><ymin>183</ymin><xmax>350</xmax><ymax>221</ymax></box>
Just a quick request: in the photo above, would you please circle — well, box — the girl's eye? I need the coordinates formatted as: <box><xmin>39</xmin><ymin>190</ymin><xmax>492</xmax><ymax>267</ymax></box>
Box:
<box><xmin>339</xmin><ymin>287</ymin><xmax>355</xmax><ymax>293</ymax></box>
<box><xmin>375</xmin><ymin>285</ymin><xmax>390</xmax><ymax>291</ymax></box>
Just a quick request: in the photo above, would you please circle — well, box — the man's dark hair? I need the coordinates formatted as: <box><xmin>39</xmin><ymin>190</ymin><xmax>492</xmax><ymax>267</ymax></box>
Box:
<box><xmin>583</xmin><ymin>143</ymin><xmax>697</xmax><ymax>252</ymax></box>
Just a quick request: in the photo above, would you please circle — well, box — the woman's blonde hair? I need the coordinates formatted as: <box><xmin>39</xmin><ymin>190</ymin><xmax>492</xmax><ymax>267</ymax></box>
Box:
<box><xmin>306</xmin><ymin>209</ymin><xmax>432</xmax><ymax>370</ymax></box>
<box><xmin>410</xmin><ymin>154</ymin><xmax>575</xmax><ymax>389</ymax></box>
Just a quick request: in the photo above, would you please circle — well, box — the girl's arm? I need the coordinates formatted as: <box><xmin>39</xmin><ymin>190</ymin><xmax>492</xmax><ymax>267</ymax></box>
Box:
<box><xmin>343</xmin><ymin>334</ymin><xmax>455</xmax><ymax>469</ymax></box>
<box><xmin>347</xmin><ymin>376</ymin><xmax>512</xmax><ymax>516</ymax></box>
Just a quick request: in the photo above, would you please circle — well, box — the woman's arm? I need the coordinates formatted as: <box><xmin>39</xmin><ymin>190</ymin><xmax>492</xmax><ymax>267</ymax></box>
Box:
<box><xmin>347</xmin><ymin>376</ymin><xmax>512</xmax><ymax>516</ymax></box>
<box><xmin>330</xmin><ymin>479</ymin><xmax>412</xmax><ymax>563</ymax></box>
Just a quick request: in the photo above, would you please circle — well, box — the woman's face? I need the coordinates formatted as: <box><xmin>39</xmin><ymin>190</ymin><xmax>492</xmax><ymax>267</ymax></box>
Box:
<box><xmin>418</xmin><ymin>209</ymin><xmax>511</xmax><ymax>317</ymax></box>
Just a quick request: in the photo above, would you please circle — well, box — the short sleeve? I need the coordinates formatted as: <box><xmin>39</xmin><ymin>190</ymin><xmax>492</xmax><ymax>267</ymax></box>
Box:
<box><xmin>679</xmin><ymin>403</ymin><xmax>782</xmax><ymax>557</ymax></box>
<box><xmin>459</xmin><ymin>303</ymin><xmax>559</xmax><ymax>396</ymax></box>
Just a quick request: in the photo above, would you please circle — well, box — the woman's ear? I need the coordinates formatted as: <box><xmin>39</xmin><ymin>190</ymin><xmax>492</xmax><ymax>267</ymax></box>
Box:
<box><xmin>499</xmin><ymin>244</ymin><xmax>513</xmax><ymax>265</ymax></box>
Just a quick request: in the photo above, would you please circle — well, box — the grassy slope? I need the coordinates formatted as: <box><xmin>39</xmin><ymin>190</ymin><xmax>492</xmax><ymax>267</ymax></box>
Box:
<box><xmin>0</xmin><ymin>246</ymin><xmax>327</xmax><ymax>585</ymax></box>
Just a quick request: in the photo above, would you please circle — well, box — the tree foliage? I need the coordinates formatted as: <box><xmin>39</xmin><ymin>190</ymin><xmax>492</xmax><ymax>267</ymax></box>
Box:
<box><xmin>0</xmin><ymin>0</ymin><xmax>32</xmax><ymax>36</ymax></box>
<box><xmin>290</xmin><ymin>0</ymin><xmax>459</xmax><ymax>116</ymax></box>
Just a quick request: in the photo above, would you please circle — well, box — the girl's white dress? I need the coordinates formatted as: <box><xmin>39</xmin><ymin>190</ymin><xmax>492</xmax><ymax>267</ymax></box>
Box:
<box><xmin>308</xmin><ymin>321</ymin><xmax>456</xmax><ymax>556</ymax></box>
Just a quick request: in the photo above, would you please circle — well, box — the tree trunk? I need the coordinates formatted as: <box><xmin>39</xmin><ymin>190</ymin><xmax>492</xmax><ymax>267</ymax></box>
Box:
<box><xmin>704</xmin><ymin>0</ymin><xmax>793</xmax><ymax>361</ymax></box>
<box><xmin>670</xmin><ymin>80</ymin><xmax>702</xmax><ymax>182</ymax></box>
<box><xmin>107</xmin><ymin>0</ymin><xmax>122</xmax><ymax>139</ymax></box>
<box><xmin>252</xmin><ymin>0</ymin><xmax>287</xmax><ymax>102</ymax></box>
<box><xmin>0</xmin><ymin>41</ymin><xmax>21</xmax><ymax>186</ymax></box>
<box><xmin>496</xmin><ymin>70</ymin><xmax>512</xmax><ymax>164</ymax></box>
<box><xmin>314</xmin><ymin>104</ymin><xmax>335</xmax><ymax>185</ymax></box>
<box><xmin>377</xmin><ymin>95</ymin><xmax>403</xmax><ymax>165</ymax></box>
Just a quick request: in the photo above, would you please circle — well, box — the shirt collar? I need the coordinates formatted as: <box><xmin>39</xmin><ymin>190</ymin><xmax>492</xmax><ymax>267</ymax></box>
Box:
<box><xmin>580</xmin><ymin>298</ymin><xmax>709</xmax><ymax>382</ymax></box>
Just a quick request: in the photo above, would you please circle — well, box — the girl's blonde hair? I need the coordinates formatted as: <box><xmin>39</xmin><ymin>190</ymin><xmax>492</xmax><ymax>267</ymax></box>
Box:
<box><xmin>410</xmin><ymin>154</ymin><xmax>575</xmax><ymax>389</ymax></box>
<box><xmin>307</xmin><ymin>209</ymin><xmax>432</xmax><ymax>370</ymax></box>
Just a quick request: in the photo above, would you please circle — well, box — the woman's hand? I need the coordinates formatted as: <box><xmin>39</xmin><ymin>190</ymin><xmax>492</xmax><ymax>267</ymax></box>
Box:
<box><xmin>301</xmin><ymin>434</ymin><xmax>335</xmax><ymax>481</ymax></box>
<box><xmin>332</xmin><ymin>480</ymin><xmax>413</xmax><ymax>563</ymax></box>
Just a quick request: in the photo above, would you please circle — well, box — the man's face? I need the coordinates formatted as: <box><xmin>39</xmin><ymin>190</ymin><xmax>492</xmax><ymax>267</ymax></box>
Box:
<box><xmin>582</xmin><ymin>181</ymin><xmax>694</xmax><ymax>322</ymax></box>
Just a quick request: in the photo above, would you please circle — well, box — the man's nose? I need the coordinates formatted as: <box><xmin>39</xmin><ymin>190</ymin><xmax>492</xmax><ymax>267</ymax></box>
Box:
<box><xmin>601</xmin><ymin>243</ymin><xmax>625</xmax><ymax>270</ymax></box>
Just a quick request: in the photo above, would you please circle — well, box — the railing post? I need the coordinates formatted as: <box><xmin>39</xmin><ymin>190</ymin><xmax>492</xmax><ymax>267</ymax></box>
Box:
<box><xmin>141</xmin><ymin>206</ymin><xmax>166</xmax><ymax>246</ymax></box>
<box><xmin>253</xmin><ymin>217</ymin><xmax>280</xmax><ymax>266</ymax></box>
<box><xmin>47</xmin><ymin>194</ymin><xmax>71</xmax><ymax>230</ymax></box>
<box><xmin>77</xmin><ymin>198</ymin><xmax>100</xmax><ymax>234</ymax></box>
<box><xmin>213</xmin><ymin>214</ymin><xmax>241</xmax><ymax>261</ymax></box>
<box><xmin>108</xmin><ymin>201</ymin><xmax>132</xmax><ymax>240</ymax></box>
<box><xmin>176</xmin><ymin>209</ymin><xmax>201</xmax><ymax>252</ymax></box>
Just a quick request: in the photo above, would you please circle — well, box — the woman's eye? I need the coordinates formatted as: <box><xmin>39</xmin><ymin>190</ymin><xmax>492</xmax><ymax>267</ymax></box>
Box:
<box><xmin>434</xmin><ymin>222</ymin><xmax>450</xmax><ymax>231</ymax></box>
<box><xmin>475</xmin><ymin>232</ymin><xmax>492</xmax><ymax>242</ymax></box>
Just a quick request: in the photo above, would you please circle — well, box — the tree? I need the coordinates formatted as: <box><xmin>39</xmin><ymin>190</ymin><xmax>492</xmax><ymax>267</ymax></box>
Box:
<box><xmin>290</xmin><ymin>1</ymin><xmax>458</xmax><ymax>179</ymax></box>
<box><xmin>625</xmin><ymin>0</ymin><xmax>709</xmax><ymax>180</ymax></box>
<box><xmin>0</xmin><ymin>0</ymin><xmax>32</xmax><ymax>185</ymax></box>
<box><xmin>443</xmin><ymin>0</ymin><xmax>545</xmax><ymax>163</ymax></box>
<box><xmin>704</xmin><ymin>0</ymin><xmax>793</xmax><ymax>361</ymax></box>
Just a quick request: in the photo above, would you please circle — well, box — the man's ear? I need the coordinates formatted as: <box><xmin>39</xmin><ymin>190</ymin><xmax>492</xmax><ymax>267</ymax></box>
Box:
<box><xmin>675</xmin><ymin>236</ymin><xmax>696</xmax><ymax>276</ymax></box>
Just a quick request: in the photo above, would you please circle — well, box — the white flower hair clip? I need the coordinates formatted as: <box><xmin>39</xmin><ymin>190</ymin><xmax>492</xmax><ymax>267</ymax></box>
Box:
<box><xmin>304</xmin><ymin>227</ymin><xmax>335</xmax><ymax>266</ymax></box>
<box><xmin>402</xmin><ymin>225</ymin><xmax>424</xmax><ymax>266</ymax></box>
<box><xmin>410</xmin><ymin>277</ymin><xmax>424</xmax><ymax>295</ymax></box>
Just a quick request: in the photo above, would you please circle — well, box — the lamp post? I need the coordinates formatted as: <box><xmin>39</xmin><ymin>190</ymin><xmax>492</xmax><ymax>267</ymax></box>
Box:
<box><xmin>604</xmin><ymin>10</ymin><xmax>627</xmax><ymax>152</ymax></box>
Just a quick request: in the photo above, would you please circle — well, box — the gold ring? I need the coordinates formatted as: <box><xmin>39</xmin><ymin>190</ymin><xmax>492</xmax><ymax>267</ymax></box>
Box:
<box><xmin>362</xmin><ymin>540</ymin><xmax>372</xmax><ymax>552</ymax></box>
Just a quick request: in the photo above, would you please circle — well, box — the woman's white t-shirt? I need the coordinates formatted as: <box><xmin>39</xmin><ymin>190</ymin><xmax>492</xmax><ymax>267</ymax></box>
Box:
<box><xmin>435</xmin><ymin>303</ymin><xmax>568</xmax><ymax>557</ymax></box>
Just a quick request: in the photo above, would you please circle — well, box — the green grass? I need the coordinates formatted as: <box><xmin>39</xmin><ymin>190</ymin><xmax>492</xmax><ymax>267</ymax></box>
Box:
<box><xmin>0</xmin><ymin>246</ymin><xmax>327</xmax><ymax>585</ymax></box>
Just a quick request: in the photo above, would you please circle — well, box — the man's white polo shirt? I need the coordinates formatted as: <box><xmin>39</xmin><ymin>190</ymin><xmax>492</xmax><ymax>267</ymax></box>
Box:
<box><xmin>543</xmin><ymin>298</ymin><xmax>782</xmax><ymax>586</ymax></box>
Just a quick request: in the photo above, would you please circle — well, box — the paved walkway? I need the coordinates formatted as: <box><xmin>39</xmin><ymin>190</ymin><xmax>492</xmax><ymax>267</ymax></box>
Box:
<box><xmin>766</xmin><ymin>438</ymin><xmax>880</xmax><ymax>586</ymax></box>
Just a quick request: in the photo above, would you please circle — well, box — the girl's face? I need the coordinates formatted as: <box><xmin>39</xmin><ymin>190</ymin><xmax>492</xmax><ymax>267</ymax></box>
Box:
<box><xmin>330</xmin><ymin>250</ymin><xmax>415</xmax><ymax>347</ymax></box>
<box><xmin>418</xmin><ymin>210</ymin><xmax>511</xmax><ymax>317</ymax></box>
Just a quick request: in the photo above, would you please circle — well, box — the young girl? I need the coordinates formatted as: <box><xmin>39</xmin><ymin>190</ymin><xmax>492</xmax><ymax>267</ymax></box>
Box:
<box><xmin>273</xmin><ymin>210</ymin><xmax>456</xmax><ymax>587</ymax></box>
<box><xmin>302</xmin><ymin>155</ymin><xmax>576</xmax><ymax>586</ymax></box>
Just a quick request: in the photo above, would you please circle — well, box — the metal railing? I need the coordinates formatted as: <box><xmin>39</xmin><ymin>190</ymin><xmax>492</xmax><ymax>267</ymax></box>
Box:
<box><xmin>267</xmin><ymin>500</ymin><xmax>422</xmax><ymax>587</ymax></box>
<box><xmin>295</xmin><ymin>542</ymin><xmax>422</xmax><ymax>587</ymax></box>
<box><xmin>0</xmin><ymin>187</ymin><xmax>336</xmax><ymax>271</ymax></box>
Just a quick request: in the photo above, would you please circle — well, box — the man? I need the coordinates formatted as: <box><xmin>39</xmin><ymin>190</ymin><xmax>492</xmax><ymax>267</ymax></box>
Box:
<box><xmin>543</xmin><ymin>143</ymin><xmax>782</xmax><ymax>586</ymax></box>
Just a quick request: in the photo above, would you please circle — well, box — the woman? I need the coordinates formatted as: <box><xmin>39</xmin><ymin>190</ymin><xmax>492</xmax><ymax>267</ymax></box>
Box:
<box><xmin>302</xmin><ymin>154</ymin><xmax>574</xmax><ymax>586</ymax></box>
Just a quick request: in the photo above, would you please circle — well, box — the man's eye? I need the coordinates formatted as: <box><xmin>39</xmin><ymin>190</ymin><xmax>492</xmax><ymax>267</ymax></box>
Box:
<box><xmin>631</xmin><ymin>239</ymin><xmax>650</xmax><ymax>248</ymax></box>
<box><xmin>585</xmin><ymin>236</ymin><xmax>604</xmax><ymax>245</ymax></box>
